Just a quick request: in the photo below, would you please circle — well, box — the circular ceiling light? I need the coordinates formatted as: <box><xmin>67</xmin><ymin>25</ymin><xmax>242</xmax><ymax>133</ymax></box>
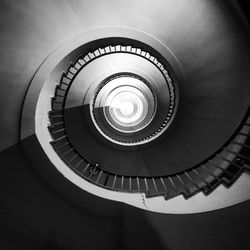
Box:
<box><xmin>92</xmin><ymin>74</ymin><xmax>156</xmax><ymax>136</ymax></box>
<box><xmin>105</xmin><ymin>87</ymin><xmax>149</xmax><ymax>131</ymax></box>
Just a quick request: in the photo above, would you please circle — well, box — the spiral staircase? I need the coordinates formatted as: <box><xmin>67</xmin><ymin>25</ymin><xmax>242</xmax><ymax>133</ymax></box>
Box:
<box><xmin>0</xmin><ymin>0</ymin><xmax>250</xmax><ymax>249</ymax></box>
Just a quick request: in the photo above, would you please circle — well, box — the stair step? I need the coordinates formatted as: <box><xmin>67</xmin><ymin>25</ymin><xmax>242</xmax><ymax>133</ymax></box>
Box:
<box><xmin>138</xmin><ymin>178</ymin><xmax>147</xmax><ymax>193</ymax></box>
<box><xmin>96</xmin><ymin>171</ymin><xmax>108</xmax><ymax>186</ymax></box>
<box><xmin>188</xmin><ymin>170</ymin><xmax>207</xmax><ymax>189</ymax></box>
<box><xmin>145</xmin><ymin>178</ymin><xmax>159</xmax><ymax>197</ymax></box>
<box><xmin>53</xmin><ymin>96</ymin><xmax>64</xmax><ymax>103</ymax></box>
<box><xmin>113</xmin><ymin>175</ymin><xmax>123</xmax><ymax>190</ymax></box>
<box><xmin>68</xmin><ymin>154</ymin><xmax>82</xmax><ymax>166</ymax></box>
<box><xmin>240</xmin><ymin>125</ymin><xmax>250</xmax><ymax>134</ymax></box>
<box><xmin>195</xmin><ymin>167</ymin><xmax>216</xmax><ymax>184</ymax></box>
<box><xmin>61</xmin><ymin>75</ymin><xmax>71</xmax><ymax>85</ymax></box>
<box><xmin>153</xmin><ymin>178</ymin><xmax>167</xmax><ymax>195</ymax></box>
<box><xmin>203</xmin><ymin>162</ymin><xmax>223</xmax><ymax>177</ymax></box>
<box><xmin>171</xmin><ymin>175</ymin><xmax>190</xmax><ymax>197</ymax></box>
<box><xmin>180</xmin><ymin>172</ymin><xmax>200</xmax><ymax>194</ymax></box>
<box><xmin>162</xmin><ymin>177</ymin><xmax>179</xmax><ymax>199</ymax></box>
<box><xmin>55</xmin><ymin>86</ymin><xmax>66</xmax><ymax>97</ymax></box>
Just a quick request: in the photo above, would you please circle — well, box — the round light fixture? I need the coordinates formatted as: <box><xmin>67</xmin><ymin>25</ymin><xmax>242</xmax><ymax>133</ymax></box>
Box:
<box><xmin>93</xmin><ymin>75</ymin><xmax>156</xmax><ymax>134</ymax></box>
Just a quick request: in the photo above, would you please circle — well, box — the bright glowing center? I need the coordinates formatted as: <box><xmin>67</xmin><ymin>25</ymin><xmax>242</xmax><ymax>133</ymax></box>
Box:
<box><xmin>108</xmin><ymin>90</ymin><xmax>144</xmax><ymax>126</ymax></box>
<box><xmin>119</xmin><ymin>101</ymin><xmax>135</xmax><ymax>116</ymax></box>
<box><xmin>94</xmin><ymin>75</ymin><xmax>157</xmax><ymax>134</ymax></box>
